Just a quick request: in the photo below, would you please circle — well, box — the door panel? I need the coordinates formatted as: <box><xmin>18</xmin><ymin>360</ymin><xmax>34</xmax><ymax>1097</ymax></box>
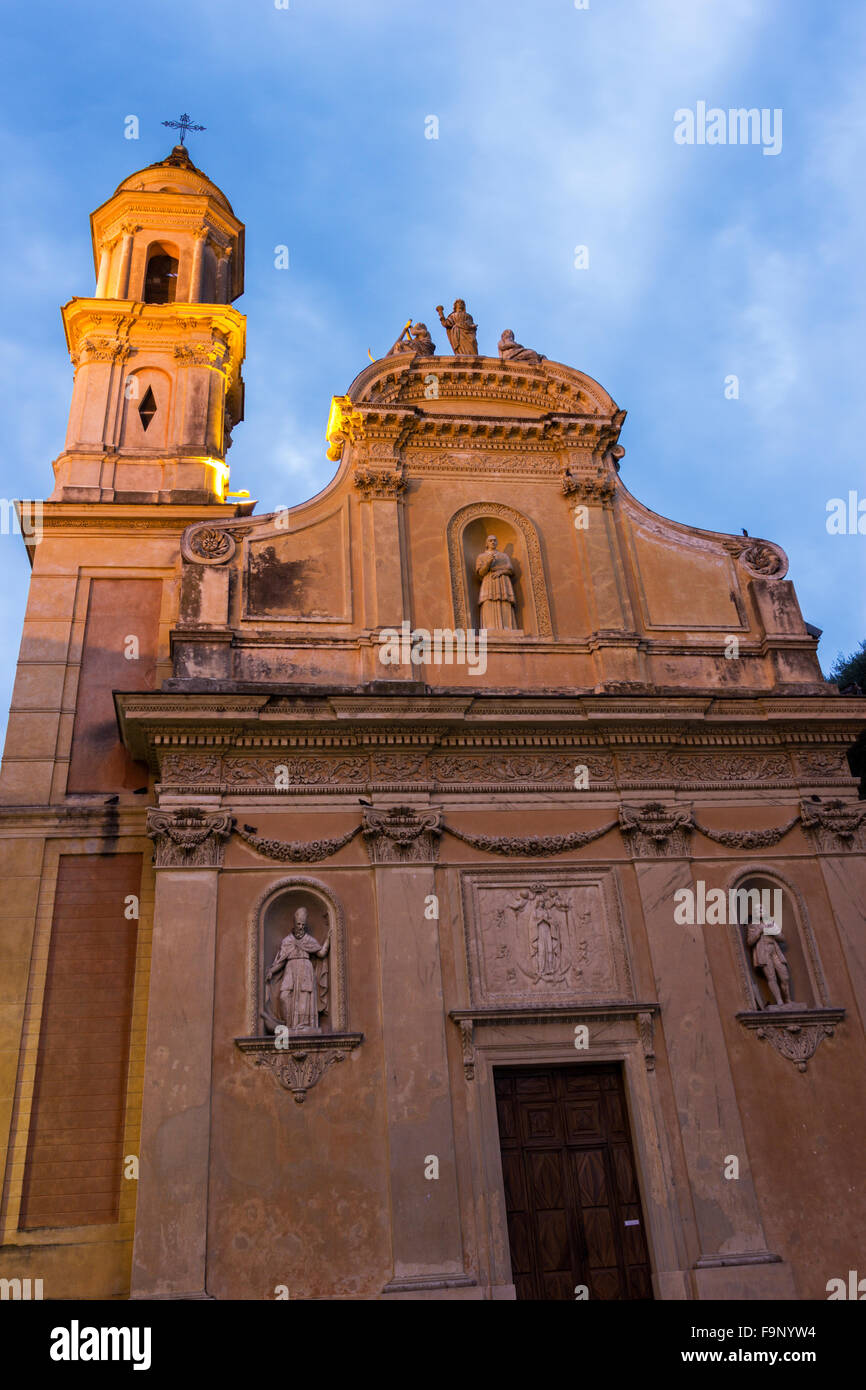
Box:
<box><xmin>494</xmin><ymin>1063</ymin><xmax>653</xmax><ymax>1301</ymax></box>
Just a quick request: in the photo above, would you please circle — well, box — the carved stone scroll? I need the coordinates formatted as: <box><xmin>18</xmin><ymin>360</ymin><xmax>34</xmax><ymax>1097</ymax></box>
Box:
<box><xmin>146</xmin><ymin>806</ymin><xmax>233</xmax><ymax>868</ymax></box>
<box><xmin>722</xmin><ymin>537</ymin><xmax>788</xmax><ymax>579</ymax></box>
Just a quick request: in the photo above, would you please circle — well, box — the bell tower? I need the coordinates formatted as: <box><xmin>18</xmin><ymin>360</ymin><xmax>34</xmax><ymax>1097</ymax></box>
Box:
<box><xmin>53</xmin><ymin>142</ymin><xmax>246</xmax><ymax>503</ymax></box>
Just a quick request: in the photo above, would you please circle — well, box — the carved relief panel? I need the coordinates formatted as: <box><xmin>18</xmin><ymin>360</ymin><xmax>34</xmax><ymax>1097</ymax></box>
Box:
<box><xmin>461</xmin><ymin>868</ymin><xmax>634</xmax><ymax>1008</ymax></box>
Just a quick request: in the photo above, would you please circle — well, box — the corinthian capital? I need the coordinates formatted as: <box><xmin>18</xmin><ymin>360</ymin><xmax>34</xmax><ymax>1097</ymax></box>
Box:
<box><xmin>146</xmin><ymin>806</ymin><xmax>234</xmax><ymax>868</ymax></box>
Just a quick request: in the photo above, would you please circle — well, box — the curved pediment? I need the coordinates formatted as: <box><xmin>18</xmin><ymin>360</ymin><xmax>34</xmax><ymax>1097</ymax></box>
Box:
<box><xmin>346</xmin><ymin>354</ymin><xmax>619</xmax><ymax>421</ymax></box>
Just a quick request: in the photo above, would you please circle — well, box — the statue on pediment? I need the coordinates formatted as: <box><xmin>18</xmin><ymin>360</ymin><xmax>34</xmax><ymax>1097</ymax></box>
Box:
<box><xmin>475</xmin><ymin>534</ymin><xmax>518</xmax><ymax>630</ymax></box>
<box><xmin>436</xmin><ymin>299</ymin><xmax>478</xmax><ymax>355</ymax></box>
<box><xmin>498</xmin><ymin>329</ymin><xmax>544</xmax><ymax>365</ymax></box>
<box><xmin>386</xmin><ymin>321</ymin><xmax>436</xmax><ymax>357</ymax></box>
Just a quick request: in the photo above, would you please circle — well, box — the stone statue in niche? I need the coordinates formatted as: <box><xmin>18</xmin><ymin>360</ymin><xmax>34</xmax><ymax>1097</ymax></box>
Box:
<box><xmin>746</xmin><ymin>905</ymin><xmax>801</xmax><ymax>1009</ymax></box>
<box><xmin>436</xmin><ymin>299</ymin><xmax>478</xmax><ymax>354</ymax></box>
<box><xmin>497</xmin><ymin>329</ymin><xmax>544</xmax><ymax>365</ymax></box>
<box><xmin>386</xmin><ymin>320</ymin><xmax>436</xmax><ymax>357</ymax></box>
<box><xmin>264</xmin><ymin>906</ymin><xmax>331</xmax><ymax>1033</ymax></box>
<box><xmin>475</xmin><ymin>534</ymin><xmax>518</xmax><ymax>630</ymax></box>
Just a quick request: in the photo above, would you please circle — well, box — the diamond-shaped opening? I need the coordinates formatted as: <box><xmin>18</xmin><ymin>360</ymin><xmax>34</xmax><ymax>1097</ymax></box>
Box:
<box><xmin>138</xmin><ymin>387</ymin><xmax>157</xmax><ymax>431</ymax></box>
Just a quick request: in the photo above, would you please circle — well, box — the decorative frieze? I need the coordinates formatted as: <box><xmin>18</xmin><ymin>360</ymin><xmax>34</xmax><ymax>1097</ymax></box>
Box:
<box><xmin>146</xmin><ymin>806</ymin><xmax>233</xmax><ymax>868</ymax></box>
<box><xmin>616</xmin><ymin>751</ymin><xmax>792</xmax><ymax>787</ymax></box>
<box><xmin>429</xmin><ymin>752</ymin><xmax>615</xmax><ymax>786</ymax></box>
<box><xmin>794</xmin><ymin>750</ymin><xmax>851</xmax><ymax>782</ymax></box>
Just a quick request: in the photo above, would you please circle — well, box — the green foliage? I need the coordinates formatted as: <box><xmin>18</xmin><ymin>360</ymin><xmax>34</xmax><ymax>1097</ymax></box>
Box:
<box><xmin>826</xmin><ymin>639</ymin><xmax>866</xmax><ymax>689</ymax></box>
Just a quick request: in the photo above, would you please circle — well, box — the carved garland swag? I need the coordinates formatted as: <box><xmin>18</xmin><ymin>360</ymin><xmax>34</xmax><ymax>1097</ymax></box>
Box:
<box><xmin>146</xmin><ymin>799</ymin><xmax>864</xmax><ymax>867</ymax></box>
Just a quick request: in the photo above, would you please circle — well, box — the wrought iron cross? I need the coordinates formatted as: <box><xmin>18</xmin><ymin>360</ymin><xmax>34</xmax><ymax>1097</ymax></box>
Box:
<box><xmin>162</xmin><ymin>113</ymin><xmax>206</xmax><ymax>146</ymax></box>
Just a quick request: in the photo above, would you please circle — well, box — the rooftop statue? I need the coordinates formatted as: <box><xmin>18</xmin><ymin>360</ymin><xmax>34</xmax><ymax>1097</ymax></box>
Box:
<box><xmin>436</xmin><ymin>298</ymin><xmax>479</xmax><ymax>355</ymax></box>
<box><xmin>385</xmin><ymin>320</ymin><xmax>436</xmax><ymax>358</ymax></box>
<box><xmin>498</xmin><ymin>329</ymin><xmax>544</xmax><ymax>365</ymax></box>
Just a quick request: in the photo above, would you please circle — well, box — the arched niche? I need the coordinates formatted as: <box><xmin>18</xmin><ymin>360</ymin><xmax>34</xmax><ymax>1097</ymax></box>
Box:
<box><xmin>447</xmin><ymin>502</ymin><xmax>552</xmax><ymax>637</ymax></box>
<box><xmin>725</xmin><ymin>867</ymin><xmax>828</xmax><ymax>1011</ymax></box>
<box><xmin>120</xmin><ymin>366</ymin><xmax>171</xmax><ymax>449</ymax></box>
<box><xmin>246</xmin><ymin>876</ymin><xmax>347</xmax><ymax>1037</ymax></box>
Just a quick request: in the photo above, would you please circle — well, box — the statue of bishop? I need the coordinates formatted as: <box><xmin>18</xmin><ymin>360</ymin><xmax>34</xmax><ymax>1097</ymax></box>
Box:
<box><xmin>265</xmin><ymin>906</ymin><xmax>331</xmax><ymax>1033</ymax></box>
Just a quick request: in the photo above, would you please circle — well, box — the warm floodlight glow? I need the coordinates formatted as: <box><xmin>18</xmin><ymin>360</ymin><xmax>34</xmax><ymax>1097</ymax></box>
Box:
<box><xmin>204</xmin><ymin>456</ymin><xmax>230</xmax><ymax>500</ymax></box>
<box><xmin>325</xmin><ymin>396</ymin><xmax>346</xmax><ymax>461</ymax></box>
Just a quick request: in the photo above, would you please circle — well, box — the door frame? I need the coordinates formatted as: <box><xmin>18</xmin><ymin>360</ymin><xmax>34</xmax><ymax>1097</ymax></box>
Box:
<box><xmin>466</xmin><ymin>1019</ymin><xmax>691</xmax><ymax>1299</ymax></box>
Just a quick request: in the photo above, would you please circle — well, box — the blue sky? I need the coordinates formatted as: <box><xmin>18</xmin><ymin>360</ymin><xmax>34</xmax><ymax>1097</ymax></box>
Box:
<box><xmin>1</xmin><ymin>0</ymin><xmax>864</xmax><ymax>740</ymax></box>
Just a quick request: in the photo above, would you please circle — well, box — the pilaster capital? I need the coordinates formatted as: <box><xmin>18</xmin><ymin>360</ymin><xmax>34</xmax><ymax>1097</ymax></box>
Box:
<box><xmin>361</xmin><ymin>804</ymin><xmax>442</xmax><ymax>863</ymax></box>
<box><xmin>146</xmin><ymin>806</ymin><xmax>234</xmax><ymax>868</ymax></box>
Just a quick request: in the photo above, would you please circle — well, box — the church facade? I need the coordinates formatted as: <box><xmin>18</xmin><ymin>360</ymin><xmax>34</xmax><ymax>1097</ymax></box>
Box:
<box><xmin>1</xmin><ymin>147</ymin><xmax>865</xmax><ymax>1302</ymax></box>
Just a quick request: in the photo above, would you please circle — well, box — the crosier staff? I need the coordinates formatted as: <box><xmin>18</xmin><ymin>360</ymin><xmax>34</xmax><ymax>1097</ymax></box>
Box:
<box><xmin>369</xmin><ymin>318</ymin><xmax>413</xmax><ymax>362</ymax></box>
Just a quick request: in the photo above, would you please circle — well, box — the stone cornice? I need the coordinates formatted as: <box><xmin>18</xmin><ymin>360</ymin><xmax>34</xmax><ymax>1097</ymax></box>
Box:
<box><xmin>21</xmin><ymin>502</ymin><xmax>251</xmax><ymax>533</ymax></box>
<box><xmin>113</xmin><ymin>710</ymin><xmax>861</xmax><ymax>797</ymax></box>
<box><xmin>61</xmin><ymin>299</ymin><xmax>246</xmax><ymax>369</ymax></box>
<box><xmin>115</xmin><ymin>688</ymin><xmax>866</xmax><ymax>743</ymax></box>
<box><xmin>0</xmin><ymin>805</ymin><xmax>153</xmax><ymax>833</ymax></box>
<box><xmin>91</xmin><ymin>188</ymin><xmax>242</xmax><ymax>249</ymax></box>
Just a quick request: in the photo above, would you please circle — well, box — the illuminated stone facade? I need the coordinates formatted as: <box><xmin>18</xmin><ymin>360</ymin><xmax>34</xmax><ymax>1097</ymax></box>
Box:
<box><xmin>1</xmin><ymin>150</ymin><xmax>865</xmax><ymax>1302</ymax></box>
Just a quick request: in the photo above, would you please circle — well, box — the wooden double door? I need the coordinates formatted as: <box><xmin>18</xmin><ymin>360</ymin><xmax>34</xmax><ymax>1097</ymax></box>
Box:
<box><xmin>494</xmin><ymin>1063</ymin><xmax>653</xmax><ymax>1300</ymax></box>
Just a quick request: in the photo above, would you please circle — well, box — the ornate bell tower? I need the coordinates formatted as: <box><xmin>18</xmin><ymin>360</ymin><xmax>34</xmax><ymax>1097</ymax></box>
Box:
<box><xmin>53</xmin><ymin>142</ymin><xmax>246</xmax><ymax>503</ymax></box>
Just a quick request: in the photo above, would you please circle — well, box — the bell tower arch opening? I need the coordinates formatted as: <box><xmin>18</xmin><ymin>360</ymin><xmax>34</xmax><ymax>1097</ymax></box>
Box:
<box><xmin>143</xmin><ymin>242</ymin><xmax>179</xmax><ymax>303</ymax></box>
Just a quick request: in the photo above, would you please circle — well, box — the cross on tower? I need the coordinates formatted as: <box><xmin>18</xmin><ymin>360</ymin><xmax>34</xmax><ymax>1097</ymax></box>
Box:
<box><xmin>162</xmin><ymin>112</ymin><xmax>206</xmax><ymax>146</ymax></box>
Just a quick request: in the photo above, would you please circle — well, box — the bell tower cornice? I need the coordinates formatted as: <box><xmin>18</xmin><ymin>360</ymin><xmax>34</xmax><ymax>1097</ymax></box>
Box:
<box><xmin>61</xmin><ymin>300</ymin><xmax>245</xmax><ymax>380</ymax></box>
